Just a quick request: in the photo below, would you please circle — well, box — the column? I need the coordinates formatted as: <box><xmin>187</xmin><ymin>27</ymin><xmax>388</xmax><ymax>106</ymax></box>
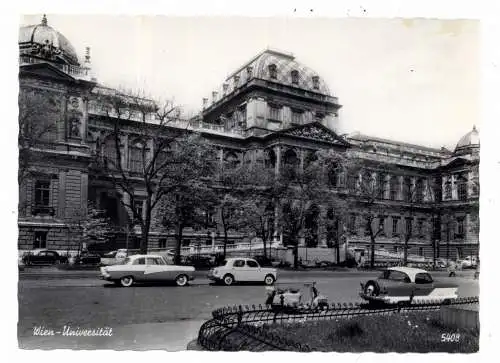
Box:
<box><xmin>451</xmin><ymin>174</ymin><xmax>458</xmax><ymax>200</ymax></box>
<box><xmin>121</xmin><ymin>134</ymin><xmax>128</xmax><ymax>170</ymax></box>
<box><xmin>274</xmin><ymin>145</ymin><xmax>281</xmax><ymax>176</ymax></box>
<box><xmin>398</xmin><ymin>175</ymin><xmax>404</xmax><ymax>201</ymax></box>
<box><xmin>82</xmin><ymin>96</ymin><xmax>89</xmax><ymax>144</ymax></box>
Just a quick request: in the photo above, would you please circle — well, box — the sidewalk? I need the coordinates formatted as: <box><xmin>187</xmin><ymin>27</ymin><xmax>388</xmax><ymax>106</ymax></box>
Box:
<box><xmin>19</xmin><ymin>319</ymin><xmax>205</xmax><ymax>351</ymax></box>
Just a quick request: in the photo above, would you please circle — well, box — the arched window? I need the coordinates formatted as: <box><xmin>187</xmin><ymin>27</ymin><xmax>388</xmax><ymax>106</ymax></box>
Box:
<box><xmin>328</xmin><ymin>163</ymin><xmax>340</xmax><ymax>188</ymax></box>
<box><xmin>224</xmin><ymin>151</ymin><xmax>240</xmax><ymax>169</ymax></box>
<box><xmin>283</xmin><ymin>149</ymin><xmax>299</xmax><ymax>167</ymax></box>
<box><xmin>444</xmin><ymin>179</ymin><xmax>452</xmax><ymax>200</ymax></box>
<box><xmin>268</xmin><ymin>64</ymin><xmax>277</xmax><ymax>79</ymax></box>
<box><xmin>347</xmin><ymin>171</ymin><xmax>358</xmax><ymax>192</ymax></box>
<box><xmin>291</xmin><ymin>70</ymin><xmax>299</xmax><ymax>85</ymax></box>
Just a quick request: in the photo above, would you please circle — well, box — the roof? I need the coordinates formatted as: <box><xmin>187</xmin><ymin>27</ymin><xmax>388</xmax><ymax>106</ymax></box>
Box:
<box><xmin>207</xmin><ymin>49</ymin><xmax>332</xmax><ymax>104</ymax></box>
<box><xmin>19</xmin><ymin>15</ymin><xmax>80</xmax><ymax>66</ymax></box>
<box><xmin>386</xmin><ymin>266</ymin><xmax>429</xmax><ymax>281</ymax></box>
<box><xmin>455</xmin><ymin>125</ymin><xmax>479</xmax><ymax>152</ymax></box>
<box><xmin>348</xmin><ymin>132</ymin><xmax>449</xmax><ymax>154</ymax></box>
<box><xmin>127</xmin><ymin>254</ymin><xmax>165</xmax><ymax>259</ymax></box>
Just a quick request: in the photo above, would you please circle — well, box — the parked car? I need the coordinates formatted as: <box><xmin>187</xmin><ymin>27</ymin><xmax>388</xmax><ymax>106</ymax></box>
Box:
<box><xmin>208</xmin><ymin>257</ymin><xmax>277</xmax><ymax>286</ymax></box>
<box><xmin>459</xmin><ymin>256</ymin><xmax>478</xmax><ymax>269</ymax></box>
<box><xmin>99</xmin><ymin>254</ymin><xmax>195</xmax><ymax>287</ymax></box>
<box><xmin>360</xmin><ymin>267</ymin><xmax>458</xmax><ymax>305</ymax></box>
<box><xmin>22</xmin><ymin>249</ymin><xmax>69</xmax><ymax>265</ymax></box>
<box><xmin>74</xmin><ymin>251</ymin><xmax>101</xmax><ymax>265</ymax></box>
<box><xmin>184</xmin><ymin>255</ymin><xmax>214</xmax><ymax>269</ymax></box>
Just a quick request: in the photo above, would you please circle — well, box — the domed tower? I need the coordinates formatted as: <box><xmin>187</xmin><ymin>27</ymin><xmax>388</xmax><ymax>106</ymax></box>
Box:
<box><xmin>201</xmin><ymin>49</ymin><xmax>342</xmax><ymax>135</ymax></box>
<box><xmin>454</xmin><ymin>125</ymin><xmax>480</xmax><ymax>157</ymax></box>
<box><xmin>19</xmin><ymin>14</ymin><xmax>95</xmax><ymax>81</ymax></box>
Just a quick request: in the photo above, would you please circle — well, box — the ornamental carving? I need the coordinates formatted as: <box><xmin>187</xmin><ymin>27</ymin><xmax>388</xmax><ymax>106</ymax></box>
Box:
<box><xmin>284</xmin><ymin>125</ymin><xmax>339</xmax><ymax>143</ymax></box>
<box><xmin>31</xmin><ymin>40</ymin><xmax>62</xmax><ymax>60</ymax></box>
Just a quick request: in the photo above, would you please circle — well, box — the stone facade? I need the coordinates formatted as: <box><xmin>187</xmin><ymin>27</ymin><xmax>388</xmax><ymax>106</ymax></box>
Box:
<box><xmin>17</xmin><ymin>17</ymin><xmax>479</xmax><ymax>261</ymax></box>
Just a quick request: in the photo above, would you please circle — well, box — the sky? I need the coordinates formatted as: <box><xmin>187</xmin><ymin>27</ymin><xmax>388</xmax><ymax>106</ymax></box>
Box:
<box><xmin>21</xmin><ymin>14</ymin><xmax>479</xmax><ymax>149</ymax></box>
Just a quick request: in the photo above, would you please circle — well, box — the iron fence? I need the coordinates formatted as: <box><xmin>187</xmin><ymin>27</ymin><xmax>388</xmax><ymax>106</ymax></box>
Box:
<box><xmin>198</xmin><ymin>296</ymin><xmax>479</xmax><ymax>351</ymax></box>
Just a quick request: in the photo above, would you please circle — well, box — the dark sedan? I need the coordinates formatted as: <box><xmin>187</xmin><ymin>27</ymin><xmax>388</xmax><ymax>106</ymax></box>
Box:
<box><xmin>74</xmin><ymin>251</ymin><xmax>101</xmax><ymax>265</ymax></box>
<box><xmin>22</xmin><ymin>249</ymin><xmax>69</xmax><ymax>265</ymax></box>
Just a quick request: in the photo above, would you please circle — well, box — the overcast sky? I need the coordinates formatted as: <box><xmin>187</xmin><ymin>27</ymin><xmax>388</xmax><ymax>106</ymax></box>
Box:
<box><xmin>21</xmin><ymin>15</ymin><xmax>479</xmax><ymax>149</ymax></box>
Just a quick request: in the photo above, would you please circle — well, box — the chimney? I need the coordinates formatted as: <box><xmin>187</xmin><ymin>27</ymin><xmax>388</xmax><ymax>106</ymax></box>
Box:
<box><xmin>234</xmin><ymin>75</ymin><xmax>240</xmax><ymax>88</ymax></box>
<box><xmin>202</xmin><ymin>98</ymin><xmax>208</xmax><ymax>109</ymax></box>
<box><xmin>222</xmin><ymin>83</ymin><xmax>229</xmax><ymax>93</ymax></box>
<box><xmin>212</xmin><ymin>91</ymin><xmax>218</xmax><ymax>103</ymax></box>
<box><xmin>84</xmin><ymin>47</ymin><xmax>91</xmax><ymax>64</ymax></box>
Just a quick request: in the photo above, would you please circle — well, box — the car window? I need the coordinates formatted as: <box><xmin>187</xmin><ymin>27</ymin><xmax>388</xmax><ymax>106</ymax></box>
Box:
<box><xmin>233</xmin><ymin>259</ymin><xmax>245</xmax><ymax>268</ymax></box>
<box><xmin>219</xmin><ymin>260</ymin><xmax>227</xmax><ymax>266</ymax></box>
<box><xmin>378</xmin><ymin>270</ymin><xmax>391</xmax><ymax>279</ymax></box>
<box><xmin>388</xmin><ymin>270</ymin><xmax>411</xmax><ymax>283</ymax></box>
<box><xmin>246</xmin><ymin>260</ymin><xmax>259</xmax><ymax>268</ymax></box>
<box><xmin>415</xmin><ymin>273</ymin><xmax>433</xmax><ymax>284</ymax></box>
<box><xmin>155</xmin><ymin>257</ymin><xmax>166</xmax><ymax>265</ymax></box>
<box><xmin>133</xmin><ymin>257</ymin><xmax>146</xmax><ymax>265</ymax></box>
<box><xmin>120</xmin><ymin>257</ymin><xmax>131</xmax><ymax>265</ymax></box>
<box><xmin>146</xmin><ymin>258</ymin><xmax>158</xmax><ymax>265</ymax></box>
<box><xmin>38</xmin><ymin>251</ymin><xmax>47</xmax><ymax>257</ymax></box>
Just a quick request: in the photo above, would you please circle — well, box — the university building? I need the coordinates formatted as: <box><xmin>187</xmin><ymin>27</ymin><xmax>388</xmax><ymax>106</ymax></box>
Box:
<box><xmin>18</xmin><ymin>16</ymin><xmax>479</xmax><ymax>261</ymax></box>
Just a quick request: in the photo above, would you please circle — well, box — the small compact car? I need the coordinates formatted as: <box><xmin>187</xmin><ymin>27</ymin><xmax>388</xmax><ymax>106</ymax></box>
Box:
<box><xmin>22</xmin><ymin>249</ymin><xmax>69</xmax><ymax>265</ymax></box>
<box><xmin>100</xmin><ymin>254</ymin><xmax>195</xmax><ymax>287</ymax></box>
<box><xmin>208</xmin><ymin>257</ymin><xmax>277</xmax><ymax>286</ymax></box>
<box><xmin>360</xmin><ymin>267</ymin><xmax>458</xmax><ymax>305</ymax></box>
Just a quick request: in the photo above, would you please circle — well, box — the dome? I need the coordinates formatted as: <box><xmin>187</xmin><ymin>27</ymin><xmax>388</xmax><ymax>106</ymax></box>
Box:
<box><xmin>209</xmin><ymin>49</ymin><xmax>332</xmax><ymax>103</ymax></box>
<box><xmin>19</xmin><ymin>15</ymin><xmax>80</xmax><ymax>66</ymax></box>
<box><xmin>455</xmin><ymin>125</ymin><xmax>479</xmax><ymax>152</ymax></box>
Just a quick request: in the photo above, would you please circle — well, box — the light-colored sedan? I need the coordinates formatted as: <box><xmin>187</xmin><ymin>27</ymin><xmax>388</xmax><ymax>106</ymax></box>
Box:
<box><xmin>100</xmin><ymin>254</ymin><xmax>195</xmax><ymax>287</ymax></box>
<box><xmin>208</xmin><ymin>257</ymin><xmax>277</xmax><ymax>286</ymax></box>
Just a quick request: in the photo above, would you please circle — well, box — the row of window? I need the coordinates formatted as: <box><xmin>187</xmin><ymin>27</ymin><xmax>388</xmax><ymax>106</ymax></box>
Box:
<box><xmin>267</xmin><ymin>64</ymin><xmax>320</xmax><ymax>90</ymax></box>
<box><xmin>268</xmin><ymin>104</ymin><xmax>325</xmax><ymax>124</ymax></box>
<box><xmin>346</xmin><ymin>214</ymin><xmax>466</xmax><ymax>239</ymax></box>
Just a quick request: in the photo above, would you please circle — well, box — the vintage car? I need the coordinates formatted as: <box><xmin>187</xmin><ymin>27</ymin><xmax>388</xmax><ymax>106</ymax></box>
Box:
<box><xmin>22</xmin><ymin>249</ymin><xmax>69</xmax><ymax>265</ymax></box>
<box><xmin>74</xmin><ymin>251</ymin><xmax>101</xmax><ymax>265</ymax></box>
<box><xmin>99</xmin><ymin>254</ymin><xmax>195</xmax><ymax>287</ymax></box>
<box><xmin>360</xmin><ymin>267</ymin><xmax>458</xmax><ymax>305</ymax></box>
<box><xmin>208</xmin><ymin>257</ymin><xmax>277</xmax><ymax>286</ymax></box>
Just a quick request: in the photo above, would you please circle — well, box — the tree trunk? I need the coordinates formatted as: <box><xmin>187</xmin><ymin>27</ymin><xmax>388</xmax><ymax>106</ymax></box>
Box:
<box><xmin>223</xmin><ymin>228</ymin><xmax>228</xmax><ymax>259</ymax></box>
<box><xmin>293</xmin><ymin>242</ymin><xmax>299</xmax><ymax>269</ymax></box>
<box><xmin>370</xmin><ymin>235</ymin><xmax>376</xmax><ymax>269</ymax></box>
<box><xmin>174</xmin><ymin>221</ymin><xmax>183</xmax><ymax>265</ymax></box>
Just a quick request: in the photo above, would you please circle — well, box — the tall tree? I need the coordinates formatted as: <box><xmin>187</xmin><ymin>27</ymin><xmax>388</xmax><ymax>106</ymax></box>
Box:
<box><xmin>18</xmin><ymin>89</ymin><xmax>59</xmax><ymax>186</ymax></box>
<box><xmin>92</xmin><ymin>88</ymin><xmax>184</xmax><ymax>254</ymax></box>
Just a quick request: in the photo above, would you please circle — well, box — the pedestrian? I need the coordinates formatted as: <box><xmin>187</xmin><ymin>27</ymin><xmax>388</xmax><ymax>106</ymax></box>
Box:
<box><xmin>448</xmin><ymin>260</ymin><xmax>456</xmax><ymax>277</ymax></box>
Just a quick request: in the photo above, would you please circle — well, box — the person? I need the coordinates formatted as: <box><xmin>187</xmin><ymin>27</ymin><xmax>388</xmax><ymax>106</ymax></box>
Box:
<box><xmin>448</xmin><ymin>260</ymin><xmax>457</xmax><ymax>277</ymax></box>
<box><xmin>310</xmin><ymin>281</ymin><xmax>319</xmax><ymax>307</ymax></box>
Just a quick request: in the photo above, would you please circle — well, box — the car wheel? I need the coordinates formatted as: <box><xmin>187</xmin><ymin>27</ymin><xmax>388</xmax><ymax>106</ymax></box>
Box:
<box><xmin>264</xmin><ymin>274</ymin><xmax>275</xmax><ymax>286</ymax></box>
<box><xmin>223</xmin><ymin>274</ymin><xmax>234</xmax><ymax>286</ymax></box>
<box><xmin>364</xmin><ymin>281</ymin><xmax>380</xmax><ymax>296</ymax></box>
<box><xmin>175</xmin><ymin>274</ymin><xmax>189</xmax><ymax>287</ymax></box>
<box><xmin>120</xmin><ymin>276</ymin><xmax>134</xmax><ymax>287</ymax></box>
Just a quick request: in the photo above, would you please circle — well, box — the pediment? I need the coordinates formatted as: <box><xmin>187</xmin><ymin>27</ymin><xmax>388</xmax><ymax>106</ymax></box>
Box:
<box><xmin>19</xmin><ymin>62</ymin><xmax>76</xmax><ymax>82</ymax></box>
<box><xmin>279</xmin><ymin>122</ymin><xmax>350</xmax><ymax>146</ymax></box>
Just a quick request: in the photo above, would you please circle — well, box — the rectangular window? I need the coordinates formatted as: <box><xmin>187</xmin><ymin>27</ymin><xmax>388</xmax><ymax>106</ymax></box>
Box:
<box><xmin>405</xmin><ymin>217</ymin><xmax>413</xmax><ymax>235</ymax></box>
<box><xmin>392</xmin><ymin>217</ymin><xmax>400</xmax><ymax>236</ymax></box>
<box><xmin>133</xmin><ymin>199</ymin><xmax>144</xmax><ymax>220</ymax></box>
<box><xmin>159</xmin><ymin>238</ymin><xmax>167</xmax><ymax>249</ymax></box>
<box><xmin>33</xmin><ymin>231</ymin><xmax>47</xmax><ymax>249</ymax></box>
<box><xmin>291</xmin><ymin>109</ymin><xmax>303</xmax><ymax>125</ymax></box>
<box><xmin>34</xmin><ymin>180</ymin><xmax>52</xmax><ymax>215</ymax></box>
<box><xmin>389</xmin><ymin>177</ymin><xmax>398</xmax><ymax>201</ymax></box>
<box><xmin>444</xmin><ymin>181</ymin><xmax>452</xmax><ymax>199</ymax></box>
<box><xmin>268</xmin><ymin>105</ymin><xmax>281</xmax><ymax>121</ymax></box>
<box><xmin>364</xmin><ymin>216</ymin><xmax>371</xmax><ymax>236</ymax></box>
<box><xmin>182</xmin><ymin>239</ymin><xmax>191</xmax><ymax>247</ymax></box>
<box><xmin>458</xmin><ymin>182</ymin><xmax>468</xmax><ymax>201</ymax></box>
<box><xmin>417</xmin><ymin>218</ymin><xmax>425</xmax><ymax>238</ymax></box>
<box><xmin>348</xmin><ymin>214</ymin><xmax>356</xmax><ymax>234</ymax></box>
<box><xmin>416</xmin><ymin>179</ymin><xmax>424</xmax><ymax>203</ymax></box>
<box><xmin>377</xmin><ymin>174</ymin><xmax>386</xmax><ymax>199</ymax></box>
<box><xmin>456</xmin><ymin>217</ymin><xmax>465</xmax><ymax>239</ymax></box>
<box><xmin>129</xmin><ymin>146</ymin><xmax>143</xmax><ymax>173</ymax></box>
<box><xmin>403</xmin><ymin>177</ymin><xmax>412</xmax><ymax>202</ymax></box>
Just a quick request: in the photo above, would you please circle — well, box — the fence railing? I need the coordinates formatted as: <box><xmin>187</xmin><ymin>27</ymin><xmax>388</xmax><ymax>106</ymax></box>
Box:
<box><xmin>198</xmin><ymin>296</ymin><xmax>479</xmax><ymax>351</ymax></box>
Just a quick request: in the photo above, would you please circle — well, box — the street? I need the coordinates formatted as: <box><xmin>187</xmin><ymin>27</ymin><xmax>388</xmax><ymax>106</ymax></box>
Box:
<box><xmin>18</xmin><ymin>269</ymin><xmax>479</xmax><ymax>350</ymax></box>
